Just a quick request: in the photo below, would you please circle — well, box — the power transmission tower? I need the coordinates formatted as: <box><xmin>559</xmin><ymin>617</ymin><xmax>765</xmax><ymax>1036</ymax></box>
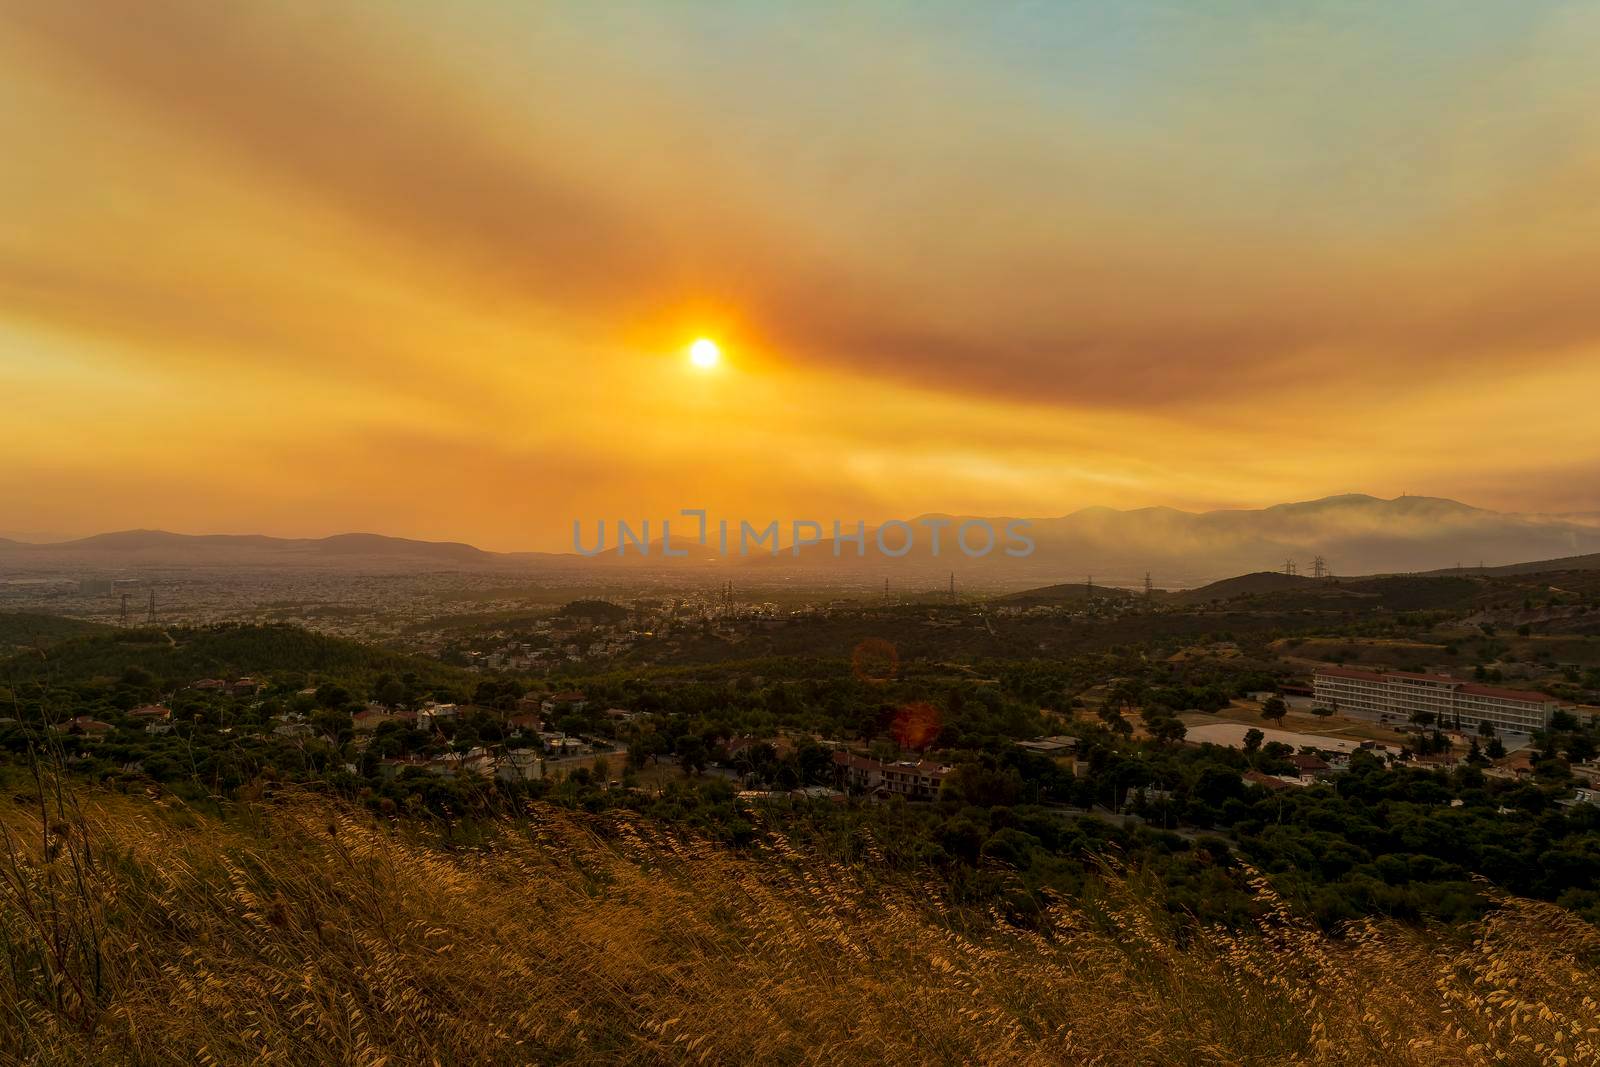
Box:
<box><xmin>1283</xmin><ymin>559</ymin><xmax>1297</xmax><ymax>577</ymax></box>
<box><xmin>1311</xmin><ymin>556</ymin><xmax>1327</xmax><ymax>580</ymax></box>
<box><xmin>119</xmin><ymin>592</ymin><xmax>130</xmax><ymax>627</ymax></box>
<box><xmin>1143</xmin><ymin>572</ymin><xmax>1153</xmax><ymax>598</ymax></box>
<box><xmin>147</xmin><ymin>588</ymin><xmax>156</xmax><ymax>624</ymax></box>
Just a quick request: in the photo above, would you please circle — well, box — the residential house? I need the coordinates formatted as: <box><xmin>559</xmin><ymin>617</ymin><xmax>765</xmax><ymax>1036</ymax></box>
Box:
<box><xmin>832</xmin><ymin>750</ymin><xmax>951</xmax><ymax>800</ymax></box>
<box><xmin>496</xmin><ymin>748</ymin><xmax>544</xmax><ymax>783</ymax></box>
<box><xmin>1243</xmin><ymin>770</ymin><xmax>1296</xmax><ymax>792</ymax></box>
<box><xmin>127</xmin><ymin>704</ymin><xmax>172</xmax><ymax>723</ymax></box>
<box><xmin>541</xmin><ymin>691</ymin><xmax>588</xmax><ymax>715</ymax></box>
<box><xmin>55</xmin><ymin>715</ymin><xmax>113</xmax><ymax>737</ymax></box>
<box><xmin>1287</xmin><ymin>753</ymin><xmax>1332</xmax><ymax>782</ymax></box>
<box><xmin>1016</xmin><ymin>736</ymin><xmax>1078</xmax><ymax>756</ymax></box>
<box><xmin>353</xmin><ymin>705</ymin><xmax>394</xmax><ymax>732</ymax></box>
<box><xmin>507</xmin><ymin>711</ymin><xmax>543</xmax><ymax>734</ymax></box>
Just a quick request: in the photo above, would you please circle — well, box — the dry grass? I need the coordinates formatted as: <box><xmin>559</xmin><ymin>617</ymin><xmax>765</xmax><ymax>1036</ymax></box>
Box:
<box><xmin>2</xmin><ymin>776</ymin><xmax>1598</xmax><ymax>1066</ymax></box>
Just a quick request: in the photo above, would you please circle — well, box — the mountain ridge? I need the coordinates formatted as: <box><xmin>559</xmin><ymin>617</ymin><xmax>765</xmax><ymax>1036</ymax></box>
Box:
<box><xmin>4</xmin><ymin>495</ymin><xmax>1599</xmax><ymax>583</ymax></box>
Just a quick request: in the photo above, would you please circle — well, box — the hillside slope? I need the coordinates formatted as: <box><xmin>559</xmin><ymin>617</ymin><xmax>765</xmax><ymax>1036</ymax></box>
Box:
<box><xmin>1420</xmin><ymin>551</ymin><xmax>1600</xmax><ymax>577</ymax></box>
<box><xmin>0</xmin><ymin>622</ymin><xmax>468</xmax><ymax>689</ymax></box>
<box><xmin>0</xmin><ymin>612</ymin><xmax>112</xmax><ymax>656</ymax></box>
<box><xmin>2</xmin><ymin>784</ymin><xmax>1596</xmax><ymax>1065</ymax></box>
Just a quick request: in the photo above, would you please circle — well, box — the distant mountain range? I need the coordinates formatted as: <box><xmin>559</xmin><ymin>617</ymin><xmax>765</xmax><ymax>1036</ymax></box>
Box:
<box><xmin>750</xmin><ymin>494</ymin><xmax>1600</xmax><ymax>585</ymax></box>
<box><xmin>0</xmin><ymin>529</ymin><xmax>508</xmax><ymax>569</ymax></box>
<box><xmin>4</xmin><ymin>495</ymin><xmax>1599</xmax><ymax>586</ymax></box>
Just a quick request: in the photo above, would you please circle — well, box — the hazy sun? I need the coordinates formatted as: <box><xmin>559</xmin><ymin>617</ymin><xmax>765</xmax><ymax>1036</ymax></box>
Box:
<box><xmin>688</xmin><ymin>337</ymin><xmax>721</xmax><ymax>369</ymax></box>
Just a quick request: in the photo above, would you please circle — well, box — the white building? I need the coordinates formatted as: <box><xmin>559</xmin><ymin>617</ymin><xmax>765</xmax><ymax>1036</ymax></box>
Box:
<box><xmin>1313</xmin><ymin>667</ymin><xmax>1567</xmax><ymax>734</ymax></box>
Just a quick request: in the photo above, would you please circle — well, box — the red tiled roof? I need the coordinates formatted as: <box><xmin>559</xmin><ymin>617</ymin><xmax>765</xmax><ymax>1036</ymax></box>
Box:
<box><xmin>1382</xmin><ymin>670</ymin><xmax>1461</xmax><ymax>683</ymax></box>
<box><xmin>831</xmin><ymin>750</ymin><xmax>950</xmax><ymax>777</ymax></box>
<box><xmin>1314</xmin><ymin>666</ymin><xmax>1386</xmax><ymax>681</ymax></box>
<box><xmin>1458</xmin><ymin>684</ymin><xmax>1559</xmax><ymax>704</ymax></box>
<box><xmin>1243</xmin><ymin>770</ymin><xmax>1293</xmax><ymax>791</ymax></box>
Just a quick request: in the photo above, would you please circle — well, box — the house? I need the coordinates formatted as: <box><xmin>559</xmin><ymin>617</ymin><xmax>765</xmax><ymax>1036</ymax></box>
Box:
<box><xmin>540</xmin><ymin>734</ymin><xmax>588</xmax><ymax>758</ymax></box>
<box><xmin>377</xmin><ymin>756</ymin><xmax>427</xmax><ymax>779</ymax></box>
<box><xmin>541</xmin><ymin>691</ymin><xmax>588</xmax><ymax>715</ymax></box>
<box><xmin>496</xmin><ymin>748</ymin><xmax>545</xmax><ymax>783</ymax></box>
<box><xmin>1287</xmin><ymin>753</ymin><xmax>1332</xmax><ymax>781</ymax></box>
<box><xmin>273</xmin><ymin>722</ymin><xmax>316</xmax><ymax>738</ymax></box>
<box><xmin>507</xmin><ymin>711</ymin><xmax>543</xmax><ymax>734</ymax></box>
<box><xmin>56</xmin><ymin>715</ymin><xmax>113</xmax><ymax>737</ymax></box>
<box><xmin>418</xmin><ymin>702</ymin><xmax>459</xmax><ymax>725</ymax></box>
<box><xmin>1487</xmin><ymin>751</ymin><xmax>1538</xmax><ymax>780</ymax></box>
<box><xmin>352</xmin><ymin>706</ymin><xmax>394</xmax><ymax>732</ymax></box>
<box><xmin>832</xmin><ymin>750</ymin><xmax>951</xmax><ymax>800</ymax></box>
<box><xmin>189</xmin><ymin>678</ymin><xmax>227</xmax><ymax>692</ymax></box>
<box><xmin>1016</xmin><ymin>736</ymin><xmax>1078</xmax><ymax>756</ymax></box>
<box><xmin>229</xmin><ymin>677</ymin><xmax>261</xmax><ymax>697</ymax></box>
<box><xmin>1243</xmin><ymin>770</ymin><xmax>1295</xmax><ymax>792</ymax></box>
<box><xmin>127</xmin><ymin>704</ymin><xmax>172</xmax><ymax>723</ymax></box>
<box><xmin>425</xmin><ymin>748</ymin><xmax>494</xmax><ymax>779</ymax></box>
<box><xmin>603</xmin><ymin>707</ymin><xmax>642</xmax><ymax>725</ymax></box>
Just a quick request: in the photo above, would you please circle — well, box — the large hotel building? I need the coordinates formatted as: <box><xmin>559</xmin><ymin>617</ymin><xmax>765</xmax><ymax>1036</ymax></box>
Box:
<box><xmin>1312</xmin><ymin>667</ymin><xmax>1571</xmax><ymax>734</ymax></box>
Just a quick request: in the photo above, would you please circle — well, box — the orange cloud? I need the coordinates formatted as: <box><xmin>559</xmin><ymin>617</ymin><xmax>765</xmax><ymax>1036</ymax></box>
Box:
<box><xmin>3</xmin><ymin>1</ymin><xmax>1600</xmax><ymax>547</ymax></box>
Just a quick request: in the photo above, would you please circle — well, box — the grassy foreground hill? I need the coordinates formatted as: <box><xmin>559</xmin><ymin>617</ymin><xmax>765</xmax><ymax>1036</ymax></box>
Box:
<box><xmin>3</xmin><ymin>779</ymin><xmax>1598</xmax><ymax>1065</ymax></box>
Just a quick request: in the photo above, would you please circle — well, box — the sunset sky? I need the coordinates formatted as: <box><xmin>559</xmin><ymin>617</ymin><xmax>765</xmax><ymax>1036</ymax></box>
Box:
<box><xmin>4</xmin><ymin>1</ymin><xmax>1600</xmax><ymax>550</ymax></box>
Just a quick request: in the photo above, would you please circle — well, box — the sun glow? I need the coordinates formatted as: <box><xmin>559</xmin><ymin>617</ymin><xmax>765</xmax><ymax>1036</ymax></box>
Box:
<box><xmin>688</xmin><ymin>337</ymin><xmax>721</xmax><ymax>369</ymax></box>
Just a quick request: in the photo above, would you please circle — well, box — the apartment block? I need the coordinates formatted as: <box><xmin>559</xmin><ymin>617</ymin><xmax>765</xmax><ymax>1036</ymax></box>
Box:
<box><xmin>1313</xmin><ymin>667</ymin><xmax>1567</xmax><ymax>734</ymax></box>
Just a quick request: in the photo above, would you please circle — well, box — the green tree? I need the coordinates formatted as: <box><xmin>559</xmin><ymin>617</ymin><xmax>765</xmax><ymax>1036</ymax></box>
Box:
<box><xmin>674</xmin><ymin>734</ymin><xmax>708</xmax><ymax>774</ymax></box>
<box><xmin>1150</xmin><ymin>717</ymin><xmax>1187</xmax><ymax>745</ymax></box>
